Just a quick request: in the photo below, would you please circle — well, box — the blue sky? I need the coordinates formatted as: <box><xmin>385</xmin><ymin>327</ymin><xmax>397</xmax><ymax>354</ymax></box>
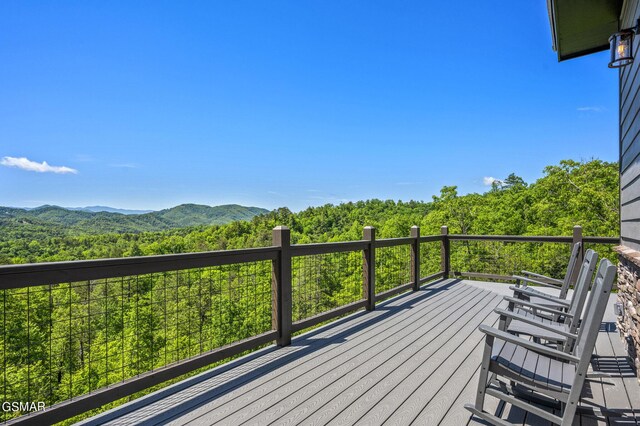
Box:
<box><xmin>0</xmin><ymin>1</ymin><xmax>618</xmax><ymax>211</ymax></box>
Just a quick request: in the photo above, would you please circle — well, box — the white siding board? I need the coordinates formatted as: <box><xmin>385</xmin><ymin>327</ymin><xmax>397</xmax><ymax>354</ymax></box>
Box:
<box><xmin>621</xmin><ymin>91</ymin><xmax>640</xmax><ymax>153</ymax></box>
<box><xmin>621</xmin><ymin>131</ymin><xmax>640</xmax><ymax>172</ymax></box>
<box><xmin>621</xmin><ymin>160</ymin><xmax>640</xmax><ymax>190</ymax></box>
<box><xmin>621</xmin><ymin>198</ymin><xmax>640</xmax><ymax>221</ymax></box>
<box><xmin>621</xmin><ymin>167</ymin><xmax>640</xmax><ymax>198</ymax></box>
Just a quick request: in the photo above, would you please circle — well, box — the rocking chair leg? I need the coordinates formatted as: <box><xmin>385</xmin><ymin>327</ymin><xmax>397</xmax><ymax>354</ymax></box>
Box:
<box><xmin>475</xmin><ymin>335</ymin><xmax>495</xmax><ymax>408</ymax></box>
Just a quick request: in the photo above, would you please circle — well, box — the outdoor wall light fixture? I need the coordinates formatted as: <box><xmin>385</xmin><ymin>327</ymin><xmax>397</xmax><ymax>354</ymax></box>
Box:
<box><xmin>609</xmin><ymin>19</ymin><xmax>640</xmax><ymax>68</ymax></box>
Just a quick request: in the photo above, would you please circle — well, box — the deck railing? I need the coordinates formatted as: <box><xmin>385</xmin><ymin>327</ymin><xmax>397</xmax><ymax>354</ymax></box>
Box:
<box><xmin>0</xmin><ymin>225</ymin><xmax>618</xmax><ymax>425</ymax></box>
<box><xmin>447</xmin><ymin>226</ymin><xmax>619</xmax><ymax>282</ymax></box>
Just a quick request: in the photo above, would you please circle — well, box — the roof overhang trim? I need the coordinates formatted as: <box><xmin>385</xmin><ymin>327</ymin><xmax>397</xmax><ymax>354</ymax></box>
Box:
<box><xmin>547</xmin><ymin>0</ymin><xmax>623</xmax><ymax>61</ymax></box>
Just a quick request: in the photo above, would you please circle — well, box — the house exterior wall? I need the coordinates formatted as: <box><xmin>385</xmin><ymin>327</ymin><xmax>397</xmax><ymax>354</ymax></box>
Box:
<box><xmin>621</xmin><ymin>0</ymin><xmax>640</xmax><ymax>250</ymax></box>
<box><xmin>618</xmin><ymin>0</ymin><xmax>640</xmax><ymax>383</ymax></box>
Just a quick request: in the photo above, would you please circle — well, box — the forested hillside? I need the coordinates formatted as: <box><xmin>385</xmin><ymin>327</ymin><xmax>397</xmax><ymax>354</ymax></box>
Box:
<box><xmin>0</xmin><ymin>159</ymin><xmax>619</xmax><ymax>265</ymax></box>
<box><xmin>0</xmin><ymin>203</ymin><xmax>268</xmax><ymax>241</ymax></box>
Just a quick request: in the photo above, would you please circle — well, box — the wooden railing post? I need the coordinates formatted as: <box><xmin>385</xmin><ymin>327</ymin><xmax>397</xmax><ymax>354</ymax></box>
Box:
<box><xmin>411</xmin><ymin>226</ymin><xmax>420</xmax><ymax>291</ymax></box>
<box><xmin>571</xmin><ymin>225</ymin><xmax>583</xmax><ymax>285</ymax></box>
<box><xmin>272</xmin><ymin>226</ymin><xmax>292</xmax><ymax>346</ymax></box>
<box><xmin>363</xmin><ymin>226</ymin><xmax>376</xmax><ymax>311</ymax></box>
<box><xmin>440</xmin><ymin>226</ymin><xmax>450</xmax><ymax>278</ymax></box>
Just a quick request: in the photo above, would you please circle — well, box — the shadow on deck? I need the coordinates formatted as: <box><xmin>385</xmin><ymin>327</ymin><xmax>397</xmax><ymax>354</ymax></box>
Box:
<box><xmin>79</xmin><ymin>279</ymin><xmax>640</xmax><ymax>426</ymax></box>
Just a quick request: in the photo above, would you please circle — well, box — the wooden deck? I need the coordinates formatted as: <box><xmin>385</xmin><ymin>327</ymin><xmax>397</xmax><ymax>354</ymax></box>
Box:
<box><xmin>80</xmin><ymin>279</ymin><xmax>640</xmax><ymax>426</ymax></box>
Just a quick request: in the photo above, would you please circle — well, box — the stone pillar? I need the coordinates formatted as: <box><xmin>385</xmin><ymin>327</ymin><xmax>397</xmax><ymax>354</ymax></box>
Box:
<box><xmin>614</xmin><ymin>245</ymin><xmax>640</xmax><ymax>383</ymax></box>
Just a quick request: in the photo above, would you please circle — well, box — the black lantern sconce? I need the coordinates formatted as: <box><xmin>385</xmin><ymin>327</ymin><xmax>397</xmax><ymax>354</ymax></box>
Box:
<box><xmin>609</xmin><ymin>19</ymin><xmax>640</xmax><ymax>68</ymax></box>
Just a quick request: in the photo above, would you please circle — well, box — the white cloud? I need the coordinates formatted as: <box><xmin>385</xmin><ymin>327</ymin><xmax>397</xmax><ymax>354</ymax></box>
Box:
<box><xmin>577</xmin><ymin>106</ymin><xmax>603</xmax><ymax>112</ymax></box>
<box><xmin>483</xmin><ymin>176</ymin><xmax>502</xmax><ymax>186</ymax></box>
<box><xmin>1</xmin><ymin>156</ymin><xmax>78</xmax><ymax>174</ymax></box>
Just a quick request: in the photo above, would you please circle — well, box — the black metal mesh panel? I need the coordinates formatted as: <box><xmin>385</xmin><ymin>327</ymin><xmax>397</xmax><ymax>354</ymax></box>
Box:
<box><xmin>419</xmin><ymin>241</ymin><xmax>441</xmax><ymax>279</ymax></box>
<box><xmin>291</xmin><ymin>251</ymin><xmax>363</xmax><ymax>322</ymax></box>
<box><xmin>375</xmin><ymin>245</ymin><xmax>411</xmax><ymax>295</ymax></box>
<box><xmin>0</xmin><ymin>261</ymin><xmax>271</xmax><ymax>421</ymax></box>
<box><xmin>449</xmin><ymin>240</ymin><xmax>572</xmax><ymax>282</ymax></box>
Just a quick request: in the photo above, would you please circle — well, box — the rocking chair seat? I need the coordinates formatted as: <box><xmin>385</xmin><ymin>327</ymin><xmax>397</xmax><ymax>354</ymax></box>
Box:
<box><xmin>505</xmin><ymin>307</ymin><xmax>570</xmax><ymax>343</ymax></box>
<box><xmin>491</xmin><ymin>339</ymin><xmax>575</xmax><ymax>395</ymax></box>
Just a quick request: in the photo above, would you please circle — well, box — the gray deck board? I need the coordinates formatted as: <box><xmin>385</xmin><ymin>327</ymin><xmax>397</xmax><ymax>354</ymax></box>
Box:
<box><xmin>408</xmin><ymin>311</ymin><xmax>501</xmax><ymax>425</ymax></box>
<box><xmin>595</xmin><ymin>323</ymin><xmax>634</xmax><ymax>422</ymax></box>
<box><xmin>164</xmin><ymin>282</ymin><xmax>473</xmax><ymax>426</ymax></box>
<box><xmin>79</xmin><ymin>279</ymin><xmax>640</xmax><ymax>426</ymax></box>
<box><xmin>332</xmin><ymin>292</ymin><xmax>502</xmax><ymax>426</ymax></box>
<box><xmin>183</xmin><ymin>285</ymin><xmax>478</xmax><ymax>426</ymax></box>
<box><xmin>602</xmin><ymin>324</ymin><xmax>640</xmax><ymax>424</ymax></box>
<box><xmin>241</xmin><ymin>287</ymin><xmax>491</xmax><ymax>426</ymax></box>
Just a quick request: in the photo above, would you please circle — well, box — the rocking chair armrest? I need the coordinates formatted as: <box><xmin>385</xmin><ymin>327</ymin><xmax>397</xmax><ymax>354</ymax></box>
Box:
<box><xmin>508</xmin><ymin>287</ymin><xmax>570</xmax><ymax>306</ymax></box>
<box><xmin>520</xmin><ymin>270</ymin><xmax>564</xmax><ymax>286</ymax></box>
<box><xmin>512</xmin><ymin>275</ymin><xmax>564</xmax><ymax>290</ymax></box>
<box><xmin>478</xmin><ymin>325</ymin><xmax>580</xmax><ymax>363</ymax></box>
<box><xmin>503</xmin><ymin>296</ymin><xmax>568</xmax><ymax>314</ymax></box>
<box><xmin>494</xmin><ymin>308</ymin><xmax>577</xmax><ymax>339</ymax></box>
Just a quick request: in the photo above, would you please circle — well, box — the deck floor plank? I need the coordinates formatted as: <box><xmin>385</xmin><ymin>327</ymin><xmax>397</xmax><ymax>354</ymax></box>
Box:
<box><xmin>593</xmin><ymin>322</ymin><xmax>637</xmax><ymax>425</ymax></box>
<box><xmin>234</xmin><ymin>288</ymin><xmax>491</xmax><ymax>426</ymax></box>
<box><xmin>604</xmin><ymin>326</ymin><xmax>640</xmax><ymax>425</ymax></box>
<box><xmin>165</xmin><ymin>281</ymin><xmax>469</xmax><ymax>426</ymax></box>
<box><xmin>316</xmin><ymin>293</ymin><xmax>502</xmax><ymax>426</ymax></box>
<box><xmin>407</xmin><ymin>311</ymin><xmax>503</xmax><ymax>425</ymax></box>
<box><xmin>580</xmin><ymin>339</ymin><xmax>608</xmax><ymax>426</ymax></box>
<box><xmin>174</xmin><ymin>282</ymin><xmax>476</xmax><ymax>426</ymax></box>
<box><xmin>76</xmin><ymin>279</ymin><xmax>640</xmax><ymax>426</ymax></box>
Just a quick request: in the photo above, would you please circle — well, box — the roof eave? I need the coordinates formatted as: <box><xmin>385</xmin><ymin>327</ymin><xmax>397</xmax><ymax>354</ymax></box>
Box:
<box><xmin>547</xmin><ymin>0</ymin><xmax>622</xmax><ymax>62</ymax></box>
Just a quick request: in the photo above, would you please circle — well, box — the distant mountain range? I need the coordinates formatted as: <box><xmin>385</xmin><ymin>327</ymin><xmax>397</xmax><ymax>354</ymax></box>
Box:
<box><xmin>0</xmin><ymin>204</ymin><xmax>269</xmax><ymax>234</ymax></box>
<box><xmin>21</xmin><ymin>205</ymin><xmax>155</xmax><ymax>215</ymax></box>
<box><xmin>68</xmin><ymin>206</ymin><xmax>155</xmax><ymax>215</ymax></box>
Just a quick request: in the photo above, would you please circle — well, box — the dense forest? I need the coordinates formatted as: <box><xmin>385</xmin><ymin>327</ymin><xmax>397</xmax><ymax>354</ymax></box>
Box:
<box><xmin>0</xmin><ymin>159</ymin><xmax>620</xmax><ymax>422</ymax></box>
<box><xmin>0</xmin><ymin>159</ymin><xmax>619</xmax><ymax>265</ymax></box>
